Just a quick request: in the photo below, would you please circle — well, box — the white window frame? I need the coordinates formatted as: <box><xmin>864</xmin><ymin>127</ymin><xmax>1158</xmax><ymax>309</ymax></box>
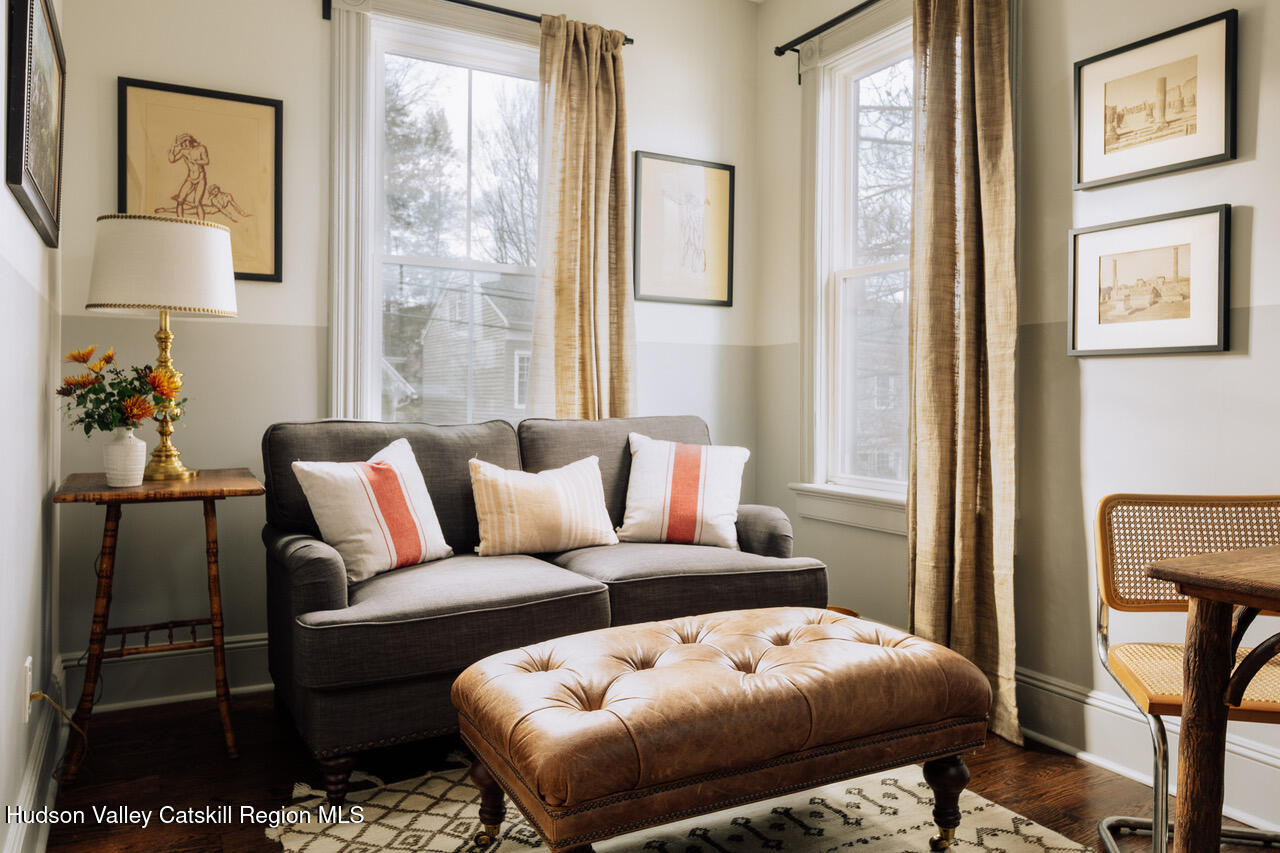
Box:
<box><xmin>513</xmin><ymin>350</ymin><xmax>531</xmax><ymax>409</ymax></box>
<box><xmin>329</xmin><ymin>1</ymin><xmax>538</xmax><ymax>419</ymax></box>
<box><xmin>790</xmin><ymin>0</ymin><xmax>912</xmax><ymax>527</ymax></box>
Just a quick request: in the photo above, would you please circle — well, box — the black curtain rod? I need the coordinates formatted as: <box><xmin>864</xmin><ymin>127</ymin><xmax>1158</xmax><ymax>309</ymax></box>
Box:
<box><xmin>773</xmin><ymin>0</ymin><xmax>888</xmax><ymax>56</ymax></box>
<box><xmin>322</xmin><ymin>0</ymin><xmax>634</xmax><ymax>44</ymax></box>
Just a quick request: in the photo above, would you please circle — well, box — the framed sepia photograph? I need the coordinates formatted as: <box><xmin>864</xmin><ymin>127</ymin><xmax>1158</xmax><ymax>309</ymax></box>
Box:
<box><xmin>1073</xmin><ymin>9</ymin><xmax>1236</xmax><ymax>190</ymax></box>
<box><xmin>634</xmin><ymin>151</ymin><xmax>734</xmax><ymax>306</ymax></box>
<box><xmin>1069</xmin><ymin>205</ymin><xmax>1229</xmax><ymax>356</ymax></box>
<box><xmin>118</xmin><ymin>77</ymin><xmax>283</xmax><ymax>281</ymax></box>
<box><xmin>5</xmin><ymin>0</ymin><xmax>66</xmax><ymax>247</ymax></box>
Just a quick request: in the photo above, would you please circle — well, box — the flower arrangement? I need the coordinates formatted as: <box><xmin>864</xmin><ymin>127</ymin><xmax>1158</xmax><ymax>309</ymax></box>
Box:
<box><xmin>57</xmin><ymin>345</ymin><xmax>186</xmax><ymax>436</ymax></box>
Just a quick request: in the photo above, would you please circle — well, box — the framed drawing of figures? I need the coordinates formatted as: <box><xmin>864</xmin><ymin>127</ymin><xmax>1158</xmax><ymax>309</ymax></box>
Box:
<box><xmin>1074</xmin><ymin>10</ymin><xmax>1236</xmax><ymax>190</ymax></box>
<box><xmin>633</xmin><ymin>151</ymin><xmax>734</xmax><ymax>306</ymax></box>
<box><xmin>118</xmin><ymin>77</ymin><xmax>283</xmax><ymax>281</ymax></box>
<box><xmin>1069</xmin><ymin>205</ymin><xmax>1229</xmax><ymax>356</ymax></box>
<box><xmin>5</xmin><ymin>0</ymin><xmax>66</xmax><ymax>247</ymax></box>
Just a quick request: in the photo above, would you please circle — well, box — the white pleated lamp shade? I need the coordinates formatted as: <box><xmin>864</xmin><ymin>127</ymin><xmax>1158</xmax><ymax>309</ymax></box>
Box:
<box><xmin>86</xmin><ymin>215</ymin><xmax>237</xmax><ymax>317</ymax></box>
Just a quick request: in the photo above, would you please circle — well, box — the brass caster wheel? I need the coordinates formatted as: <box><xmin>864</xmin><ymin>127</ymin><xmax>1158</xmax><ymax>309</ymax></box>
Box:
<box><xmin>929</xmin><ymin>827</ymin><xmax>956</xmax><ymax>850</ymax></box>
<box><xmin>474</xmin><ymin>824</ymin><xmax>500</xmax><ymax>848</ymax></box>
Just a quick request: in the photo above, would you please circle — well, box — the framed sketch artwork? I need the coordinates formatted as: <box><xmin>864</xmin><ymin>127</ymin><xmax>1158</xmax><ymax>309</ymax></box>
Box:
<box><xmin>1069</xmin><ymin>205</ymin><xmax>1229</xmax><ymax>356</ymax></box>
<box><xmin>633</xmin><ymin>151</ymin><xmax>734</xmax><ymax>306</ymax></box>
<box><xmin>5</xmin><ymin>0</ymin><xmax>66</xmax><ymax>247</ymax></box>
<box><xmin>1073</xmin><ymin>10</ymin><xmax>1236</xmax><ymax>189</ymax></box>
<box><xmin>118</xmin><ymin>77</ymin><xmax>283</xmax><ymax>281</ymax></box>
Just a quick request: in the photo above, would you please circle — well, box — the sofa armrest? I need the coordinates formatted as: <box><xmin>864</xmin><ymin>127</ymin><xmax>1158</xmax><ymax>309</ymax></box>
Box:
<box><xmin>263</xmin><ymin>525</ymin><xmax>348</xmax><ymax>615</ymax></box>
<box><xmin>735</xmin><ymin>505</ymin><xmax>794</xmax><ymax>558</ymax></box>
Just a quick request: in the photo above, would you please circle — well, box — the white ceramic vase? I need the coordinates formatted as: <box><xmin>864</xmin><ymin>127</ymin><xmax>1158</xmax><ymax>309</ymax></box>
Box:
<box><xmin>103</xmin><ymin>427</ymin><xmax>147</xmax><ymax>487</ymax></box>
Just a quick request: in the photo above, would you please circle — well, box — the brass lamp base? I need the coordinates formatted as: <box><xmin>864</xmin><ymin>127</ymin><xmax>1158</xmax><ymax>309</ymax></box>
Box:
<box><xmin>144</xmin><ymin>454</ymin><xmax>196</xmax><ymax>481</ymax></box>
<box><xmin>143</xmin><ymin>308</ymin><xmax>197</xmax><ymax>481</ymax></box>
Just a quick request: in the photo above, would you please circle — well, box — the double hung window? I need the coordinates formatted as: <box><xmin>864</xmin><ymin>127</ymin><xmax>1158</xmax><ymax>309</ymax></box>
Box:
<box><xmin>374</xmin><ymin>23</ymin><xmax>538</xmax><ymax>423</ymax></box>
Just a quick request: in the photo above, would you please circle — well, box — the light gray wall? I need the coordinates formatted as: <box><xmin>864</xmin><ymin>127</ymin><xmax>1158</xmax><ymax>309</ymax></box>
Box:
<box><xmin>0</xmin><ymin>2</ymin><xmax>63</xmax><ymax>847</ymax></box>
<box><xmin>1015</xmin><ymin>0</ymin><xmax>1280</xmax><ymax>827</ymax></box>
<box><xmin>54</xmin><ymin>0</ymin><xmax>766</xmax><ymax>708</ymax></box>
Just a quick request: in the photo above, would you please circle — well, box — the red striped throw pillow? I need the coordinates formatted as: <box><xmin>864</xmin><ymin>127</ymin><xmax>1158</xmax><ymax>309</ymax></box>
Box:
<box><xmin>617</xmin><ymin>432</ymin><xmax>749</xmax><ymax>549</ymax></box>
<box><xmin>291</xmin><ymin>438</ymin><xmax>453</xmax><ymax>583</ymax></box>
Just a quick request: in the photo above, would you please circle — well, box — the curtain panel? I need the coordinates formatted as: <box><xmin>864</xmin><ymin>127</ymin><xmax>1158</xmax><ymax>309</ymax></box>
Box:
<box><xmin>530</xmin><ymin>15</ymin><xmax>635</xmax><ymax>419</ymax></box>
<box><xmin>907</xmin><ymin>0</ymin><xmax>1021</xmax><ymax>743</ymax></box>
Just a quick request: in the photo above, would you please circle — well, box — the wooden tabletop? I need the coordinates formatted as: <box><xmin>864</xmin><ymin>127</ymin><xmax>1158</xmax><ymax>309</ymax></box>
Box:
<box><xmin>54</xmin><ymin>468</ymin><xmax>265</xmax><ymax>504</ymax></box>
<box><xmin>1148</xmin><ymin>545</ymin><xmax>1280</xmax><ymax>611</ymax></box>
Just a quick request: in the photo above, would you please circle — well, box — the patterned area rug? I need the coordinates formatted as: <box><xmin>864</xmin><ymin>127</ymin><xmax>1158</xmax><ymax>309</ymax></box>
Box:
<box><xmin>266</xmin><ymin>759</ymin><xmax>1089</xmax><ymax>852</ymax></box>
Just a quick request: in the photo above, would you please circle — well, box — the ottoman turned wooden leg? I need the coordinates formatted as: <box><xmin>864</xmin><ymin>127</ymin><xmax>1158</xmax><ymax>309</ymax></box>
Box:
<box><xmin>319</xmin><ymin>754</ymin><xmax>356</xmax><ymax>806</ymax></box>
<box><xmin>470</xmin><ymin>759</ymin><xmax>506</xmax><ymax>847</ymax></box>
<box><xmin>922</xmin><ymin>754</ymin><xmax>970</xmax><ymax>850</ymax></box>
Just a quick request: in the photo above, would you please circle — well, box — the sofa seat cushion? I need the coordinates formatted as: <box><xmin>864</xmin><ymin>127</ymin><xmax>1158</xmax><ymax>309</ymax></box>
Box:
<box><xmin>293</xmin><ymin>555</ymin><xmax>610</xmax><ymax>689</ymax></box>
<box><xmin>551</xmin><ymin>543</ymin><xmax>827</xmax><ymax>625</ymax></box>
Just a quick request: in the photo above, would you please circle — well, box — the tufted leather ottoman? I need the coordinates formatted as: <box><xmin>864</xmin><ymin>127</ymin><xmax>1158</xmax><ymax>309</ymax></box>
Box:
<box><xmin>452</xmin><ymin>607</ymin><xmax>992</xmax><ymax>851</ymax></box>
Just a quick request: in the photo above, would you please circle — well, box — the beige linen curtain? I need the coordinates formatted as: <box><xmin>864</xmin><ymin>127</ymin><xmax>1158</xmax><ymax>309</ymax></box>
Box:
<box><xmin>529</xmin><ymin>15</ymin><xmax>635</xmax><ymax>419</ymax></box>
<box><xmin>907</xmin><ymin>0</ymin><xmax>1020</xmax><ymax>743</ymax></box>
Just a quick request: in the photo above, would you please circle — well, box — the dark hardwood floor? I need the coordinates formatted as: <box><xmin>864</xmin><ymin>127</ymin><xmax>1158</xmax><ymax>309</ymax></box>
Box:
<box><xmin>45</xmin><ymin>691</ymin><xmax>1260</xmax><ymax>852</ymax></box>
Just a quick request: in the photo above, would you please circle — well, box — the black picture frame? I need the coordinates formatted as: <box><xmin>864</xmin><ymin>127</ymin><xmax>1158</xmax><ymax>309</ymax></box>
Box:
<box><xmin>118</xmin><ymin>77</ymin><xmax>283</xmax><ymax>282</ymax></box>
<box><xmin>5</xmin><ymin>0</ymin><xmax>66</xmax><ymax>248</ymax></box>
<box><xmin>1068</xmin><ymin>204</ymin><xmax>1229</xmax><ymax>356</ymax></box>
<box><xmin>1072</xmin><ymin>9</ymin><xmax>1237</xmax><ymax>190</ymax></box>
<box><xmin>633</xmin><ymin>150</ymin><xmax>734</xmax><ymax>307</ymax></box>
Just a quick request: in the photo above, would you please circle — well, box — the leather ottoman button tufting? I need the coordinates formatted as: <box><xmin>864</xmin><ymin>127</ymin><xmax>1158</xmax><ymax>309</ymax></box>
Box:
<box><xmin>452</xmin><ymin>606</ymin><xmax>992</xmax><ymax>852</ymax></box>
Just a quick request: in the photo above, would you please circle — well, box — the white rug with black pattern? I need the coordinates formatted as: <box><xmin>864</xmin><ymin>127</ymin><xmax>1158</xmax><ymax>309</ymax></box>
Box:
<box><xmin>266</xmin><ymin>758</ymin><xmax>1088</xmax><ymax>852</ymax></box>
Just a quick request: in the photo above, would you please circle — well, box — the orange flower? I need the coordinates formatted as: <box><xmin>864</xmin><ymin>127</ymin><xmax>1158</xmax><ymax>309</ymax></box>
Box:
<box><xmin>66</xmin><ymin>346</ymin><xmax>96</xmax><ymax>364</ymax></box>
<box><xmin>147</xmin><ymin>369</ymin><xmax>181</xmax><ymax>400</ymax></box>
<box><xmin>62</xmin><ymin>373</ymin><xmax>101</xmax><ymax>389</ymax></box>
<box><xmin>100</xmin><ymin>348</ymin><xmax>116</xmax><ymax>365</ymax></box>
<box><xmin>87</xmin><ymin>358</ymin><xmax>108</xmax><ymax>373</ymax></box>
<box><xmin>120</xmin><ymin>394</ymin><xmax>155</xmax><ymax>424</ymax></box>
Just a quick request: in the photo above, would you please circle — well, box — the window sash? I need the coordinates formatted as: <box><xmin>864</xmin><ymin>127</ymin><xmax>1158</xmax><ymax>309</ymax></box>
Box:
<box><xmin>816</xmin><ymin>23</ymin><xmax>912</xmax><ymax>496</ymax></box>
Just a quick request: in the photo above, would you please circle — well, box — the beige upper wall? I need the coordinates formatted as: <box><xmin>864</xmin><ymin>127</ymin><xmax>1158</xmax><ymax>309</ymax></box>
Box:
<box><xmin>59</xmin><ymin>0</ymin><xmax>332</xmax><ymax>329</ymax></box>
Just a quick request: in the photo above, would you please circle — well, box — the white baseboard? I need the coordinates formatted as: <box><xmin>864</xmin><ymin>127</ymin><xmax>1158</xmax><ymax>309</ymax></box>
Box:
<box><xmin>1016</xmin><ymin>665</ymin><xmax>1280</xmax><ymax>832</ymax></box>
<box><xmin>58</xmin><ymin>632</ymin><xmax>272</xmax><ymax>714</ymax></box>
<box><xmin>3</xmin><ymin>672</ymin><xmax>68</xmax><ymax>853</ymax></box>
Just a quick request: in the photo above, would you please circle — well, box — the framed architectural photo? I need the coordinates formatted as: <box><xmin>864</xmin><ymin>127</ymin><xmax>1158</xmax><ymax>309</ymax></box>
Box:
<box><xmin>118</xmin><ymin>77</ymin><xmax>283</xmax><ymax>281</ymax></box>
<box><xmin>1073</xmin><ymin>10</ymin><xmax>1236</xmax><ymax>190</ymax></box>
<box><xmin>1069</xmin><ymin>205</ymin><xmax>1229</xmax><ymax>356</ymax></box>
<box><xmin>5</xmin><ymin>0</ymin><xmax>66</xmax><ymax>248</ymax></box>
<box><xmin>633</xmin><ymin>151</ymin><xmax>734</xmax><ymax>306</ymax></box>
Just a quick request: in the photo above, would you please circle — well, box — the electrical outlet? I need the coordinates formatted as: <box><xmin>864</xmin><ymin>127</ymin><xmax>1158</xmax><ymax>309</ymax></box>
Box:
<box><xmin>23</xmin><ymin>657</ymin><xmax>32</xmax><ymax>724</ymax></box>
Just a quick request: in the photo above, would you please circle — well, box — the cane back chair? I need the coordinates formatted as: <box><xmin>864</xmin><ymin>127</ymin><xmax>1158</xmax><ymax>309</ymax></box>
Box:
<box><xmin>1095</xmin><ymin>493</ymin><xmax>1280</xmax><ymax>853</ymax></box>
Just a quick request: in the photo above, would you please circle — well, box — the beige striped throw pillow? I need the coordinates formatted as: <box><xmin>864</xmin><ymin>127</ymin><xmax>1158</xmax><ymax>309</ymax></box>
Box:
<box><xmin>468</xmin><ymin>456</ymin><xmax>618</xmax><ymax>556</ymax></box>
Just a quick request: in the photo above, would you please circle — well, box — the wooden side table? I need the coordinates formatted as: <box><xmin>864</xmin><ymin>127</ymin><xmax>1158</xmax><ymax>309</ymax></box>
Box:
<box><xmin>53</xmin><ymin>468</ymin><xmax>265</xmax><ymax>783</ymax></box>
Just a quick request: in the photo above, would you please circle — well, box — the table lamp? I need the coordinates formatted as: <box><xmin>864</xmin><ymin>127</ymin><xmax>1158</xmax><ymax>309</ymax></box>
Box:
<box><xmin>86</xmin><ymin>214</ymin><xmax>237</xmax><ymax>480</ymax></box>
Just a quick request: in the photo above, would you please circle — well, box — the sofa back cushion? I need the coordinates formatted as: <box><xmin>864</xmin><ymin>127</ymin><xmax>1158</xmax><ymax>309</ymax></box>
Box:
<box><xmin>517</xmin><ymin>416</ymin><xmax>711</xmax><ymax>528</ymax></box>
<box><xmin>262</xmin><ymin>420</ymin><xmax>520</xmax><ymax>554</ymax></box>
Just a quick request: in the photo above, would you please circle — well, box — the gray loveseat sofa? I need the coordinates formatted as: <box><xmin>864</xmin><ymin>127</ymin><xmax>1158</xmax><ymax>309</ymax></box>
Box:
<box><xmin>261</xmin><ymin>415</ymin><xmax>827</xmax><ymax>801</ymax></box>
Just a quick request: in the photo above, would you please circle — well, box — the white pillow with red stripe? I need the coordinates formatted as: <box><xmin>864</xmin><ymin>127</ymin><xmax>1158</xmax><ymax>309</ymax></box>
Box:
<box><xmin>617</xmin><ymin>432</ymin><xmax>749</xmax><ymax>550</ymax></box>
<box><xmin>291</xmin><ymin>438</ymin><xmax>453</xmax><ymax>583</ymax></box>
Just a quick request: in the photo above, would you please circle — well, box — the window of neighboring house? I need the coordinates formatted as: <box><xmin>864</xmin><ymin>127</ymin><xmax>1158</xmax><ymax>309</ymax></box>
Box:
<box><xmin>816</xmin><ymin>20</ymin><xmax>913</xmax><ymax>496</ymax></box>
<box><xmin>376</xmin><ymin>26</ymin><xmax>538</xmax><ymax>424</ymax></box>
<box><xmin>513</xmin><ymin>350</ymin><xmax>531</xmax><ymax>409</ymax></box>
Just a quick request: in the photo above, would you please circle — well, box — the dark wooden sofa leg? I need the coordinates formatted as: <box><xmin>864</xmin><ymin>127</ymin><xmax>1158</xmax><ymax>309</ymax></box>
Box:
<box><xmin>922</xmin><ymin>754</ymin><xmax>970</xmax><ymax>850</ymax></box>
<box><xmin>319</xmin><ymin>755</ymin><xmax>356</xmax><ymax>806</ymax></box>
<box><xmin>470</xmin><ymin>758</ymin><xmax>506</xmax><ymax>847</ymax></box>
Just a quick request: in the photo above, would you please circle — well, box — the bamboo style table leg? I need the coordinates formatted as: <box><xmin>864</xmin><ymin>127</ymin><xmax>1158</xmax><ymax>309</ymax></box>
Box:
<box><xmin>61</xmin><ymin>503</ymin><xmax>123</xmax><ymax>783</ymax></box>
<box><xmin>204</xmin><ymin>499</ymin><xmax>238</xmax><ymax>758</ymax></box>
<box><xmin>1172</xmin><ymin>596</ymin><xmax>1233</xmax><ymax>853</ymax></box>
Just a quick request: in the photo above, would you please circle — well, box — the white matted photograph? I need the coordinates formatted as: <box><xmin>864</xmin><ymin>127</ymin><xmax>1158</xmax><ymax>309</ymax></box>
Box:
<box><xmin>1069</xmin><ymin>205</ymin><xmax>1229</xmax><ymax>355</ymax></box>
<box><xmin>1074</xmin><ymin>10</ymin><xmax>1235</xmax><ymax>189</ymax></box>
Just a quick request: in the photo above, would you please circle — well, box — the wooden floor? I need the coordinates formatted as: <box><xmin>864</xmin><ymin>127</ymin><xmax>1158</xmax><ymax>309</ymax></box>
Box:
<box><xmin>45</xmin><ymin>691</ymin><xmax>1261</xmax><ymax>852</ymax></box>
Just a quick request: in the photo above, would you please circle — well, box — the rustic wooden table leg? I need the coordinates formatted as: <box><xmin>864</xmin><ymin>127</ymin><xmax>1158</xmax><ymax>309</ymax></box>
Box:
<box><xmin>204</xmin><ymin>499</ymin><xmax>238</xmax><ymax>758</ymax></box>
<box><xmin>61</xmin><ymin>503</ymin><xmax>122</xmax><ymax>783</ymax></box>
<box><xmin>1172</xmin><ymin>596</ymin><xmax>1233</xmax><ymax>853</ymax></box>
